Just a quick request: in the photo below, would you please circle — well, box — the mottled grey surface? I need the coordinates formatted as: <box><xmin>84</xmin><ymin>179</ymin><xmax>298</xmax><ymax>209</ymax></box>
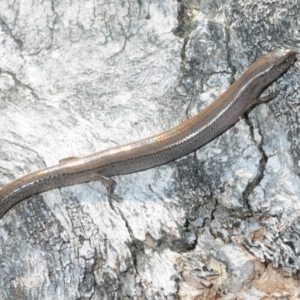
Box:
<box><xmin>0</xmin><ymin>0</ymin><xmax>300</xmax><ymax>299</ymax></box>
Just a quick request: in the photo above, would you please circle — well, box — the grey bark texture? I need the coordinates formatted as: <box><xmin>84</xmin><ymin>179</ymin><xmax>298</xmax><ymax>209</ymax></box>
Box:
<box><xmin>0</xmin><ymin>0</ymin><xmax>300</xmax><ymax>299</ymax></box>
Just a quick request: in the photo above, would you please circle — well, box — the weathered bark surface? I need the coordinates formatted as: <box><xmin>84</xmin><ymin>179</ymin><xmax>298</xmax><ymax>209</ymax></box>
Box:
<box><xmin>0</xmin><ymin>0</ymin><xmax>299</xmax><ymax>299</ymax></box>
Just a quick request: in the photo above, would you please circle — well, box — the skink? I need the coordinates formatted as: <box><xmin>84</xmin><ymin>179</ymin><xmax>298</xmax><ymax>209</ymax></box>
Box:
<box><xmin>0</xmin><ymin>49</ymin><xmax>297</xmax><ymax>218</ymax></box>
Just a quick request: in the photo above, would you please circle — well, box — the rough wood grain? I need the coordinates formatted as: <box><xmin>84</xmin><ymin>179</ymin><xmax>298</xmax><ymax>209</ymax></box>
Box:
<box><xmin>0</xmin><ymin>0</ymin><xmax>299</xmax><ymax>299</ymax></box>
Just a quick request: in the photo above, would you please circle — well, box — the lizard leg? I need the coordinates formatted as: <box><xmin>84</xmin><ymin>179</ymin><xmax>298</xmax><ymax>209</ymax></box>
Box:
<box><xmin>95</xmin><ymin>174</ymin><xmax>122</xmax><ymax>201</ymax></box>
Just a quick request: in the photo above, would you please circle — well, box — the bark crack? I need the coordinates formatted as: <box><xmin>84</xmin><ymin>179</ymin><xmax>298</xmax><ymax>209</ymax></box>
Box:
<box><xmin>242</xmin><ymin>112</ymin><xmax>268</xmax><ymax>215</ymax></box>
<box><xmin>0</xmin><ymin>18</ymin><xmax>23</xmax><ymax>49</ymax></box>
<box><xmin>1</xmin><ymin>70</ymin><xmax>40</xmax><ymax>101</ymax></box>
<box><xmin>107</xmin><ymin>197</ymin><xmax>139</xmax><ymax>275</ymax></box>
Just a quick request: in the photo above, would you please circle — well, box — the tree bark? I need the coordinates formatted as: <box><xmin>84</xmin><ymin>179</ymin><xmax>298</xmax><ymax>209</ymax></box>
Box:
<box><xmin>0</xmin><ymin>0</ymin><xmax>299</xmax><ymax>299</ymax></box>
